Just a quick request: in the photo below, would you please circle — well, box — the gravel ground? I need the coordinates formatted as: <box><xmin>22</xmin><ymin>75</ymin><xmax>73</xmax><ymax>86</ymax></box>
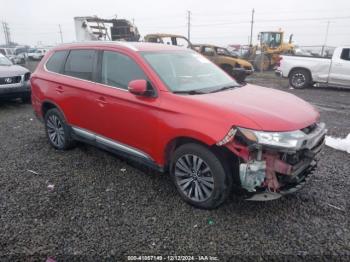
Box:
<box><xmin>0</xmin><ymin>65</ymin><xmax>349</xmax><ymax>261</ymax></box>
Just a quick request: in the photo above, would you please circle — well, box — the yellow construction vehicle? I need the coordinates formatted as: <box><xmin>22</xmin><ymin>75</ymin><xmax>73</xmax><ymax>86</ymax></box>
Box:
<box><xmin>246</xmin><ymin>30</ymin><xmax>295</xmax><ymax>71</ymax></box>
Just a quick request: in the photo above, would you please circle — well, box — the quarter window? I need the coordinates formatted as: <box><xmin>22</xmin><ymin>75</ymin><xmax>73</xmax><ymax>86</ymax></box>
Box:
<box><xmin>46</xmin><ymin>51</ymin><xmax>69</xmax><ymax>73</ymax></box>
<box><xmin>340</xmin><ymin>48</ymin><xmax>350</xmax><ymax>61</ymax></box>
<box><xmin>64</xmin><ymin>50</ymin><xmax>96</xmax><ymax>81</ymax></box>
<box><xmin>101</xmin><ymin>51</ymin><xmax>147</xmax><ymax>89</ymax></box>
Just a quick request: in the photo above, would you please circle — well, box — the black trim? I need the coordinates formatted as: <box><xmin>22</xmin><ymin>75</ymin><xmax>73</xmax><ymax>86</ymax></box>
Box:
<box><xmin>71</xmin><ymin>130</ymin><xmax>164</xmax><ymax>173</ymax></box>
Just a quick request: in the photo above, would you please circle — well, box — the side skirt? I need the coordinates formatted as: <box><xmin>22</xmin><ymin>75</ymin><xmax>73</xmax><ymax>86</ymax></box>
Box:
<box><xmin>70</xmin><ymin>126</ymin><xmax>164</xmax><ymax>173</ymax></box>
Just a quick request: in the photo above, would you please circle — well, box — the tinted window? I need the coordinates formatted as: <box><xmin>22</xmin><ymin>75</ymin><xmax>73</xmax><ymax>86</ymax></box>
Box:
<box><xmin>46</xmin><ymin>51</ymin><xmax>68</xmax><ymax>73</ymax></box>
<box><xmin>64</xmin><ymin>50</ymin><xmax>96</xmax><ymax>80</ymax></box>
<box><xmin>101</xmin><ymin>51</ymin><xmax>147</xmax><ymax>89</ymax></box>
<box><xmin>340</xmin><ymin>48</ymin><xmax>350</xmax><ymax>61</ymax></box>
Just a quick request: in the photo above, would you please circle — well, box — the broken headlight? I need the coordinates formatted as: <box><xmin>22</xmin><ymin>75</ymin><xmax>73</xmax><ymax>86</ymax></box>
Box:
<box><xmin>238</xmin><ymin>127</ymin><xmax>306</xmax><ymax>149</ymax></box>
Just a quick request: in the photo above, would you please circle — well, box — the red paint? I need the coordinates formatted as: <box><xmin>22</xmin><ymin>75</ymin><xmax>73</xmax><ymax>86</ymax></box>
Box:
<box><xmin>31</xmin><ymin>42</ymin><xmax>320</xmax><ymax>167</ymax></box>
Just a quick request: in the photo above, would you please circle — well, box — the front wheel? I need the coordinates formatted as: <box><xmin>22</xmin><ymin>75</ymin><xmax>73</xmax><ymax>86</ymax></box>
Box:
<box><xmin>170</xmin><ymin>143</ymin><xmax>232</xmax><ymax>209</ymax></box>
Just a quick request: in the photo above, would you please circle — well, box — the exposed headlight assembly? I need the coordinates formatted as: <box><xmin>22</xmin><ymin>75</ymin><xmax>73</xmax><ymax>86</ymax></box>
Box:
<box><xmin>238</xmin><ymin>127</ymin><xmax>306</xmax><ymax>149</ymax></box>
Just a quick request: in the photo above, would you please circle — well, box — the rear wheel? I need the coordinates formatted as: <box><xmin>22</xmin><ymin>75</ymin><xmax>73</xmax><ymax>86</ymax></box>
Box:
<box><xmin>170</xmin><ymin>143</ymin><xmax>232</xmax><ymax>209</ymax></box>
<box><xmin>289</xmin><ymin>69</ymin><xmax>311</xmax><ymax>89</ymax></box>
<box><xmin>44</xmin><ymin>108</ymin><xmax>75</xmax><ymax>150</ymax></box>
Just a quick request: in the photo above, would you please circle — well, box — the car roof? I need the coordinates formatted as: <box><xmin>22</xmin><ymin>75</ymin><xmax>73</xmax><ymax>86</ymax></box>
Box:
<box><xmin>53</xmin><ymin>41</ymin><xmax>188</xmax><ymax>52</ymax></box>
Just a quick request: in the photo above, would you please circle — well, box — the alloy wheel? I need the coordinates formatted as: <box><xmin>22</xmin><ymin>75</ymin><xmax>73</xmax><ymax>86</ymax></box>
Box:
<box><xmin>46</xmin><ymin>114</ymin><xmax>65</xmax><ymax>147</ymax></box>
<box><xmin>174</xmin><ymin>154</ymin><xmax>214</xmax><ymax>202</ymax></box>
<box><xmin>291</xmin><ymin>73</ymin><xmax>306</xmax><ymax>88</ymax></box>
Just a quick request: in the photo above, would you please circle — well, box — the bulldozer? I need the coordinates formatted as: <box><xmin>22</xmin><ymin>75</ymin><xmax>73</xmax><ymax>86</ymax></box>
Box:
<box><xmin>245</xmin><ymin>30</ymin><xmax>295</xmax><ymax>71</ymax></box>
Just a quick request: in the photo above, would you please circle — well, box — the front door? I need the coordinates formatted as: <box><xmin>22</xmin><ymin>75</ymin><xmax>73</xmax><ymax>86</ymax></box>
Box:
<box><xmin>92</xmin><ymin>50</ymin><xmax>160</xmax><ymax>160</ymax></box>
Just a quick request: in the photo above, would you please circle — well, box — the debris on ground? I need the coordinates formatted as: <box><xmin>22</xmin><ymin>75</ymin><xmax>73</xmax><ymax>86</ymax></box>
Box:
<box><xmin>47</xmin><ymin>184</ymin><xmax>55</xmax><ymax>192</ymax></box>
<box><xmin>327</xmin><ymin>203</ymin><xmax>345</xmax><ymax>212</ymax></box>
<box><xmin>27</xmin><ymin>169</ymin><xmax>39</xmax><ymax>175</ymax></box>
<box><xmin>120</xmin><ymin>168</ymin><xmax>127</xmax><ymax>172</ymax></box>
<box><xmin>208</xmin><ymin>219</ymin><xmax>214</xmax><ymax>225</ymax></box>
<box><xmin>325</xmin><ymin>134</ymin><xmax>350</xmax><ymax>153</ymax></box>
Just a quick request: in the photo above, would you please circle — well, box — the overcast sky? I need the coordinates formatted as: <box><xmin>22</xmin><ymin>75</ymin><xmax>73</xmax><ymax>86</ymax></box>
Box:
<box><xmin>1</xmin><ymin>0</ymin><xmax>350</xmax><ymax>47</ymax></box>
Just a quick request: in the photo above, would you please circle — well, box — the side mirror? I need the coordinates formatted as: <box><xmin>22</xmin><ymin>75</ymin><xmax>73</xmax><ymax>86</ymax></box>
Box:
<box><xmin>128</xmin><ymin>79</ymin><xmax>148</xmax><ymax>95</ymax></box>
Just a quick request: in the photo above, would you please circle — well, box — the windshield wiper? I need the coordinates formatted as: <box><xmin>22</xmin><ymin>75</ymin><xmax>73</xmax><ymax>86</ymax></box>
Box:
<box><xmin>209</xmin><ymin>85</ymin><xmax>240</xmax><ymax>93</ymax></box>
<box><xmin>173</xmin><ymin>89</ymin><xmax>207</xmax><ymax>95</ymax></box>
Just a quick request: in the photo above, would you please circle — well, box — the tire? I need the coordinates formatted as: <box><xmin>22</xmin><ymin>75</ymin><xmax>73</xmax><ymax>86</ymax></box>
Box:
<box><xmin>44</xmin><ymin>108</ymin><xmax>75</xmax><ymax>150</ymax></box>
<box><xmin>22</xmin><ymin>95</ymin><xmax>31</xmax><ymax>104</ymax></box>
<box><xmin>254</xmin><ymin>54</ymin><xmax>270</xmax><ymax>72</ymax></box>
<box><xmin>170</xmin><ymin>143</ymin><xmax>232</xmax><ymax>209</ymax></box>
<box><xmin>289</xmin><ymin>69</ymin><xmax>311</xmax><ymax>89</ymax></box>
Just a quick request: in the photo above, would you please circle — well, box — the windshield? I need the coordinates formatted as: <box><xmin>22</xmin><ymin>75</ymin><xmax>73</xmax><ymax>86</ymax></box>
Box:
<box><xmin>0</xmin><ymin>55</ymin><xmax>13</xmax><ymax>66</ymax></box>
<box><xmin>141</xmin><ymin>50</ymin><xmax>238</xmax><ymax>93</ymax></box>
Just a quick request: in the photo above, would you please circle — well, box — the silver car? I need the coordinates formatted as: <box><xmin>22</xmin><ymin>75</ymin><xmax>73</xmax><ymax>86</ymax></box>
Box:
<box><xmin>0</xmin><ymin>54</ymin><xmax>31</xmax><ymax>102</ymax></box>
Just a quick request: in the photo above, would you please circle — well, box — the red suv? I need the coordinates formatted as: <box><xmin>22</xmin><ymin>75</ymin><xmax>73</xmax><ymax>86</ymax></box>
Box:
<box><xmin>31</xmin><ymin>42</ymin><xmax>326</xmax><ymax>209</ymax></box>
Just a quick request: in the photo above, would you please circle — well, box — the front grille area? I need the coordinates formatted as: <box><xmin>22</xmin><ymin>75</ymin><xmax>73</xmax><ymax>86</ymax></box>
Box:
<box><xmin>0</xmin><ymin>76</ymin><xmax>21</xmax><ymax>85</ymax></box>
<box><xmin>244</xmin><ymin>66</ymin><xmax>252</xmax><ymax>70</ymax></box>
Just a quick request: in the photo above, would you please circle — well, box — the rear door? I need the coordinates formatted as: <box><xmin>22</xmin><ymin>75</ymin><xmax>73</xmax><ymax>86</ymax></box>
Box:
<box><xmin>58</xmin><ymin>49</ymin><xmax>102</xmax><ymax>132</ymax></box>
<box><xmin>328</xmin><ymin>48</ymin><xmax>350</xmax><ymax>87</ymax></box>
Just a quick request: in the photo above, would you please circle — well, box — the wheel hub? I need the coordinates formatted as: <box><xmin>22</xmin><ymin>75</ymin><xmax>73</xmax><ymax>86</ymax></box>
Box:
<box><xmin>174</xmin><ymin>154</ymin><xmax>214</xmax><ymax>202</ymax></box>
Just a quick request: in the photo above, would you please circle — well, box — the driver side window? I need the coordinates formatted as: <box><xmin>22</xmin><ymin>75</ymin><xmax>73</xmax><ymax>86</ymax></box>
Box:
<box><xmin>101</xmin><ymin>51</ymin><xmax>147</xmax><ymax>89</ymax></box>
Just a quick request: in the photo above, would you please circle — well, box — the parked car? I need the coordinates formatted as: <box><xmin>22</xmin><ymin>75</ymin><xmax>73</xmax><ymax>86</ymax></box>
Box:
<box><xmin>144</xmin><ymin>33</ymin><xmax>192</xmax><ymax>48</ymax></box>
<box><xmin>192</xmin><ymin>44</ymin><xmax>254</xmax><ymax>83</ymax></box>
<box><xmin>28</xmin><ymin>49</ymin><xmax>47</xmax><ymax>60</ymax></box>
<box><xmin>276</xmin><ymin>46</ymin><xmax>350</xmax><ymax>89</ymax></box>
<box><xmin>31</xmin><ymin>42</ymin><xmax>326</xmax><ymax>209</ymax></box>
<box><xmin>0</xmin><ymin>54</ymin><xmax>31</xmax><ymax>102</ymax></box>
<box><xmin>0</xmin><ymin>47</ymin><xmax>22</xmax><ymax>64</ymax></box>
<box><xmin>13</xmin><ymin>46</ymin><xmax>28</xmax><ymax>64</ymax></box>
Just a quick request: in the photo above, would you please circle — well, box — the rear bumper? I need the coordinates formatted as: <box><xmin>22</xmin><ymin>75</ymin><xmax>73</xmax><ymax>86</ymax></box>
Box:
<box><xmin>0</xmin><ymin>81</ymin><xmax>31</xmax><ymax>99</ymax></box>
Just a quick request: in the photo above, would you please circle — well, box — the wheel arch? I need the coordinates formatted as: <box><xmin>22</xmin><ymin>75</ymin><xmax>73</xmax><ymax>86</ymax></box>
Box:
<box><xmin>163</xmin><ymin>136</ymin><xmax>238</xmax><ymax>175</ymax></box>
<box><xmin>41</xmin><ymin>100</ymin><xmax>68</xmax><ymax>121</ymax></box>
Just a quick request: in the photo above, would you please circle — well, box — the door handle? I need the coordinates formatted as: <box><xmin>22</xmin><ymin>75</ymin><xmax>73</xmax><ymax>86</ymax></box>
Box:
<box><xmin>55</xmin><ymin>85</ymin><xmax>64</xmax><ymax>93</ymax></box>
<box><xmin>96</xmin><ymin>96</ymin><xmax>108</xmax><ymax>107</ymax></box>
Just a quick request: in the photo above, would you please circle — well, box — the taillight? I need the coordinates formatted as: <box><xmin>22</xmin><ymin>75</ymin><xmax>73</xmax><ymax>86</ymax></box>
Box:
<box><xmin>276</xmin><ymin>56</ymin><xmax>283</xmax><ymax>67</ymax></box>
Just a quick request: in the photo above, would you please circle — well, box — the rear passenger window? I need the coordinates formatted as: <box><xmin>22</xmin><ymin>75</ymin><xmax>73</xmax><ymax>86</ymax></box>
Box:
<box><xmin>64</xmin><ymin>50</ymin><xmax>96</xmax><ymax>80</ymax></box>
<box><xmin>101</xmin><ymin>51</ymin><xmax>147</xmax><ymax>89</ymax></box>
<box><xmin>46</xmin><ymin>51</ymin><xmax>68</xmax><ymax>73</ymax></box>
<box><xmin>340</xmin><ymin>49</ymin><xmax>350</xmax><ymax>61</ymax></box>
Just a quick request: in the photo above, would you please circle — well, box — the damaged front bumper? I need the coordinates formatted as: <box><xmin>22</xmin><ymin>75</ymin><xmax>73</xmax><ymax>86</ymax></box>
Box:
<box><xmin>219</xmin><ymin>122</ymin><xmax>326</xmax><ymax>201</ymax></box>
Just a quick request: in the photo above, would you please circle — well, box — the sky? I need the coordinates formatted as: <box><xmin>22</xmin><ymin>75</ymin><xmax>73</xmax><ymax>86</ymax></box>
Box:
<box><xmin>1</xmin><ymin>0</ymin><xmax>350</xmax><ymax>48</ymax></box>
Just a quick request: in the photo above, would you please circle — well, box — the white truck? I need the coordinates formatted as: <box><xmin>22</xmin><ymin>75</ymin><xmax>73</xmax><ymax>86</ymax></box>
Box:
<box><xmin>276</xmin><ymin>46</ymin><xmax>350</xmax><ymax>89</ymax></box>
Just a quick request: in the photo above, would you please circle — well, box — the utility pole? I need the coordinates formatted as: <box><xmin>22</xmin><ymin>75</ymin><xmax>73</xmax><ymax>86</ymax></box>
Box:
<box><xmin>321</xmin><ymin>21</ymin><xmax>330</xmax><ymax>56</ymax></box>
<box><xmin>187</xmin><ymin>10</ymin><xmax>191</xmax><ymax>41</ymax></box>
<box><xmin>249</xmin><ymin>9</ymin><xmax>255</xmax><ymax>46</ymax></box>
<box><xmin>58</xmin><ymin>24</ymin><xmax>63</xmax><ymax>43</ymax></box>
<box><xmin>2</xmin><ymin>21</ymin><xmax>11</xmax><ymax>46</ymax></box>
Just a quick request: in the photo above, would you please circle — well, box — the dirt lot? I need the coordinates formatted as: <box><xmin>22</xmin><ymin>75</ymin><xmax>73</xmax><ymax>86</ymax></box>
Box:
<box><xmin>0</xmin><ymin>63</ymin><xmax>350</xmax><ymax>261</ymax></box>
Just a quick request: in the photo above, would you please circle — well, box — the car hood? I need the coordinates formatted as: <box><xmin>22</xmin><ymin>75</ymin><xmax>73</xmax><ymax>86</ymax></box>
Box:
<box><xmin>189</xmin><ymin>84</ymin><xmax>319</xmax><ymax>131</ymax></box>
<box><xmin>0</xmin><ymin>65</ymin><xmax>28</xmax><ymax>77</ymax></box>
